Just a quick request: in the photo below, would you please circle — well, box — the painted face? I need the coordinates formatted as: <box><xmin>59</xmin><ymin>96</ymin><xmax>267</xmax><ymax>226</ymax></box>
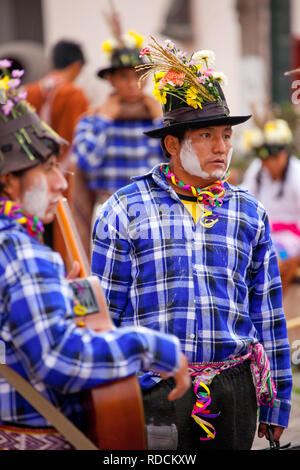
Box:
<box><xmin>179</xmin><ymin>126</ymin><xmax>233</xmax><ymax>182</ymax></box>
<box><xmin>108</xmin><ymin>68</ymin><xmax>145</xmax><ymax>103</ymax></box>
<box><xmin>261</xmin><ymin>150</ymin><xmax>289</xmax><ymax>180</ymax></box>
<box><xmin>18</xmin><ymin>155</ymin><xmax>68</xmax><ymax>224</ymax></box>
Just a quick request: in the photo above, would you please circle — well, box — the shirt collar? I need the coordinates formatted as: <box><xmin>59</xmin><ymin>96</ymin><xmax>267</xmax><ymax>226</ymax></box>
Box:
<box><xmin>131</xmin><ymin>163</ymin><xmax>234</xmax><ymax>202</ymax></box>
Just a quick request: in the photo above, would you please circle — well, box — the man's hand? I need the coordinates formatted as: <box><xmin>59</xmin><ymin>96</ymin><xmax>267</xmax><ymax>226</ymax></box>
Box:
<box><xmin>66</xmin><ymin>261</ymin><xmax>81</xmax><ymax>280</ymax></box>
<box><xmin>160</xmin><ymin>352</ymin><xmax>191</xmax><ymax>401</ymax></box>
<box><xmin>97</xmin><ymin>94</ymin><xmax>122</xmax><ymax>119</ymax></box>
<box><xmin>258</xmin><ymin>423</ymin><xmax>285</xmax><ymax>442</ymax></box>
<box><xmin>142</xmin><ymin>94</ymin><xmax>163</xmax><ymax>119</ymax></box>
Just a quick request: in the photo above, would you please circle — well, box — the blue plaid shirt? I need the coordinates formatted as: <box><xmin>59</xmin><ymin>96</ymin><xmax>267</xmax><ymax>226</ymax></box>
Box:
<box><xmin>72</xmin><ymin>115</ymin><xmax>165</xmax><ymax>193</ymax></box>
<box><xmin>0</xmin><ymin>215</ymin><xmax>181</xmax><ymax>428</ymax></box>
<box><xmin>91</xmin><ymin>163</ymin><xmax>293</xmax><ymax>428</ymax></box>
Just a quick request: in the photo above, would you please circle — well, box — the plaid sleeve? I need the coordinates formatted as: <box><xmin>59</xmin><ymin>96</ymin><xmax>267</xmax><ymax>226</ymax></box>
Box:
<box><xmin>71</xmin><ymin>115</ymin><xmax>111</xmax><ymax>174</ymax></box>
<box><xmin>248</xmin><ymin>212</ymin><xmax>292</xmax><ymax>427</ymax></box>
<box><xmin>91</xmin><ymin>196</ymin><xmax>132</xmax><ymax>326</ymax></box>
<box><xmin>3</xmin><ymin>236</ymin><xmax>181</xmax><ymax>393</ymax></box>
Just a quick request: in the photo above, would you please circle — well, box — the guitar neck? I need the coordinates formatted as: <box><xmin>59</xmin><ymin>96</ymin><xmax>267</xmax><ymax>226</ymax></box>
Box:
<box><xmin>56</xmin><ymin>198</ymin><xmax>90</xmax><ymax>278</ymax></box>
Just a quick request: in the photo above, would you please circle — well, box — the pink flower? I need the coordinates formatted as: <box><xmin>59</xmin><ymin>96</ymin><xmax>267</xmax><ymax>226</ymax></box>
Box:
<box><xmin>139</xmin><ymin>47</ymin><xmax>150</xmax><ymax>57</ymax></box>
<box><xmin>12</xmin><ymin>69</ymin><xmax>24</xmax><ymax>78</ymax></box>
<box><xmin>7</xmin><ymin>78</ymin><xmax>21</xmax><ymax>89</ymax></box>
<box><xmin>2</xmin><ymin>99</ymin><xmax>14</xmax><ymax>116</ymax></box>
<box><xmin>197</xmin><ymin>76</ymin><xmax>206</xmax><ymax>85</ymax></box>
<box><xmin>0</xmin><ymin>59</ymin><xmax>12</xmax><ymax>68</ymax></box>
<box><xmin>14</xmin><ymin>90</ymin><xmax>28</xmax><ymax>102</ymax></box>
<box><xmin>204</xmin><ymin>68</ymin><xmax>213</xmax><ymax>77</ymax></box>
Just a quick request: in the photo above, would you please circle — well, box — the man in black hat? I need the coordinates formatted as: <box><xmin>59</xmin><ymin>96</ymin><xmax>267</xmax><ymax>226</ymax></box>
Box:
<box><xmin>0</xmin><ymin>61</ymin><xmax>190</xmax><ymax>450</ymax></box>
<box><xmin>70</xmin><ymin>31</ymin><xmax>165</xmax><ymax>257</ymax></box>
<box><xmin>91</xmin><ymin>39</ymin><xmax>292</xmax><ymax>450</ymax></box>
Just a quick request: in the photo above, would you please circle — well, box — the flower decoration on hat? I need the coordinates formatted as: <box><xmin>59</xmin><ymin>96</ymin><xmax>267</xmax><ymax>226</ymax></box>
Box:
<box><xmin>102</xmin><ymin>30</ymin><xmax>144</xmax><ymax>55</ymax></box>
<box><xmin>243</xmin><ymin>119</ymin><xmax>292</xmax><ymax>159</ymax></box>
<box><xmin>0</xmin><ymin>60</ymin><xmax>27</xmax><ymax>113</ymax></box>
<box><xmin>136</xmin><ymin>37</ymin><xmax>228</xmax><ymax>110</ymax></box>
<box><xmin>0</xmin><ymin>59</ymin><xmax>67</xmax><ymax>169</ymax></box>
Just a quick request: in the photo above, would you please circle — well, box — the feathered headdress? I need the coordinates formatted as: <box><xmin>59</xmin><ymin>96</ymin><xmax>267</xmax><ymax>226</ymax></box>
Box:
<box><xmin>97</xmin><ymin>4</ymin><xmax>145</xmax><ymax>79</ymax></box>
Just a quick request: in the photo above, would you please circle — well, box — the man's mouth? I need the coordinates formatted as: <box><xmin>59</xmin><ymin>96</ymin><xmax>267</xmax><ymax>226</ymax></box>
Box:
<box><xmin>209</xmin><ymin>159</ymin><xmax>225</xmax><ymax>166</ymax></box>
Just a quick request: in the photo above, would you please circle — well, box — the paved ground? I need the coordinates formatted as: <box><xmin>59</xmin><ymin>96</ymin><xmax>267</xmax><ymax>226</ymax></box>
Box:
<box><xmin>251</xmin><ymin>371</ymin><xmax>300</xmax><ymax>450</ymax></box>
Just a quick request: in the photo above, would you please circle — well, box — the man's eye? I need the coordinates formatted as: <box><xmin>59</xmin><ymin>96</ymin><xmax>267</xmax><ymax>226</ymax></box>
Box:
<box><xmin>44</xmin><ymin>161</ymin><xmax>60</xmax><ymax>172</ymax></box>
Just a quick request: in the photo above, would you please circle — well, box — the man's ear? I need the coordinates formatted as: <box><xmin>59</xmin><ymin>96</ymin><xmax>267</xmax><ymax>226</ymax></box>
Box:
<box><xmin>164</xmin><ymin>135</ymin><xmax>181</xmax><ymax>157</ymax></box>
<box><xmin>0</xmin><ymin>173</ymin><xmax>20</xmax><ymax>200</ymax></box>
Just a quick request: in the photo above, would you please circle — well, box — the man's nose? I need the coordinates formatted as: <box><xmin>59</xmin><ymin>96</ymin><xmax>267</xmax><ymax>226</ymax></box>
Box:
<box><xmin>53</xmin><ymin>166</ymin><xmax>68</xmax><ymax>192</ymax></box>
<box><xmin>128</xmin><ymin>78</ymin><xmax>139</xmax><ymax>89</ymax></box>
<box><xmin>212</xmin><ymin>135</ymin><xmax>227</xmax><ymax>153</ymax></box>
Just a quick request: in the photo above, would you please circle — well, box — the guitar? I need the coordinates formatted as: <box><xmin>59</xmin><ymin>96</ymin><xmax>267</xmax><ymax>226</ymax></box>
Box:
<box><xmin>56</xmin><ymin>198</ymin><xmax>146</xmax><ymax>450</ymax></box>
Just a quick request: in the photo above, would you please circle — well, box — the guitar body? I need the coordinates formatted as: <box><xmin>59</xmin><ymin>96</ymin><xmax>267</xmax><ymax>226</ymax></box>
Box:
<box><xmin>57</xmin><ymin>200</ymin><xmax>147</xmax><ymax>450</ymax></box>
<box><xmin>70</xmin><ymin>276</ymin><xmax>147</xmax><ymax>450</ymax></box>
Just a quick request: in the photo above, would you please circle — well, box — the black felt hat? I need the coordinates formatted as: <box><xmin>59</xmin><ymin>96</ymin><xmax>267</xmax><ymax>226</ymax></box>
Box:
<box><xmin>144</xmin><ymin>83</ymin><xmax>251</xmax><ymax>138</ymax></box>
<box><xmin>97</xmin><ymin>47</ymin><xmax>144</xmax><ymax>79</ymax></box>
<box><xmin>137</xmin><ymin>37</ymin><xmax>251</xmax><ymax>138</ymax></box>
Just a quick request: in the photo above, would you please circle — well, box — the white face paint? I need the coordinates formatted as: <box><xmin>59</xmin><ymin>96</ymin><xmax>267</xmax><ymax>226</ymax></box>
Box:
<box><xmin>179</xmin><ymin>138</ymin><xmax>233</xmax><ymax>180</ymax></box>
<box><xmin>22</xmin><ymin>175</ymin><xmax>49</xmax><ymax>219</ymax></box>
<box><xmin>226</xmin><ymin>147</ymin><xmax>233</xmax><ymax>171</ymax></box>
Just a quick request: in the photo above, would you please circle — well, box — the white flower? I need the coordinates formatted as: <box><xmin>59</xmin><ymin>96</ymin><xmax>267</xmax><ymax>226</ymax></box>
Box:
<box><xmin>191</xmin><ymin>50</ymin><xmax>215</xmax><ymax>68</ymax></box>
<box><xmin>164</xmin><ymin>39</ymin><xmax>175</xmax><ymax>50</ymax></box>
<box><xmin>123</xmin><ymin>34</ymin><xmax>136</xmax><ymax>49</ymax></box>
<box><xmin>243</xmin><ymin>128</ymin><xmax>264</xmax><ymax>150</ymax></box>
<box><xmin>264</xmin><ymin>119</ymin><xmax>292</xmax><ymax>145</ymax></box>
<box><xmin>212</xmin><ymin>71</ymin><xmax>228</xmax><ymax>86</ymax></box>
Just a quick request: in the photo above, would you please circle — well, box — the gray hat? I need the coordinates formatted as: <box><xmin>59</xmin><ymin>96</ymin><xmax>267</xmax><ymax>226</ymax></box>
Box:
<box><xmin>0</xmin><ymin>60</ymin><xmax>68</xmax><ymax>175</ymax></box>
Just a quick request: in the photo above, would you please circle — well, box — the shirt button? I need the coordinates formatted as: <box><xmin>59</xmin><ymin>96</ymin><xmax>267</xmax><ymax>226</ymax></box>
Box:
<box><xmin>190</xmin><ymin>333</ymin><xmax>196</xmax><ymax>339</ymax></box>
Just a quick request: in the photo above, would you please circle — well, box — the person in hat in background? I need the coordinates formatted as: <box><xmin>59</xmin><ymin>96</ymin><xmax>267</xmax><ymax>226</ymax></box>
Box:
<box><xmin>25</xmin><ymin>39</ymin><xmax>89</xmax><ymax>164</ymax></box>
<box><xmin>91</xmin><ymin>38</ymin><xmax>292</xmax><ymax>451</ymax></box>
<box><xmin>70</xmin><ymin>15</ymin><xmax>165</xmax><ymax>257</ymax></box>
<box><xmin>24</xmin><ymin>39</ymin><xmax>89</xmax><ymax>265</ymax></box>
<box><xmin>241</xmin><ymin>119</ymin><xmax>300</xmax><ymax>290</ymax></box>
<box><xmin>0</xmin><ymin>60</ymin><xmax>190</xmax><ymax>450</ymax></box>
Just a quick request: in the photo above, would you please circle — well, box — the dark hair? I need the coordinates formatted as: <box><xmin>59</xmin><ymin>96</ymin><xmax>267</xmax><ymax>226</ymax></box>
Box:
<box><xmin>160</xmin><ymin>129</ymin><xmax>187</xmax><ymax>159</ymax></box>
<box><xmin>255</xmin><ymin>150</ymin><xmax>291</xmax><ymax>198</ymax></box>
<box><xmin>51</xmin><ymin>40</ymin><xmax>85</xmax><ymax>70</ymax></box>
<box><xmin>0</xmin><ymin>136</ymin><xmax>60</xmax><ymax>195</ymax></box>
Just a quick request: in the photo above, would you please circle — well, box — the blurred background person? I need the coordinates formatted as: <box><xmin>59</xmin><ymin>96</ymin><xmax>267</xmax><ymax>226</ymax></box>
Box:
<box><xmin>70</xmin><ymin>10</ymin><xmax>165</xmax><ymax>257</ymax></box>
<box><xmin>25</xmin><ymin>39</ymin><xmax>89</xmax><ymax>166</ymax></box>
<box><xmin>241</xmin><ymin>118</ymin><xmax>300</xmax><ymax>291</ymax></box>
<box><xmin>24</xmin><ymin>39</ymin><xmax>89</xmax><ymax>260</ymax></box>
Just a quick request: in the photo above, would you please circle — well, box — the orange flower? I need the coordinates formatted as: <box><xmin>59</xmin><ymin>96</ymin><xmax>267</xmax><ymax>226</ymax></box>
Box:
<box><xmin>158</xmin><ymin>70</ymin><xmax>185</xmax><ymax>89</ymax></box>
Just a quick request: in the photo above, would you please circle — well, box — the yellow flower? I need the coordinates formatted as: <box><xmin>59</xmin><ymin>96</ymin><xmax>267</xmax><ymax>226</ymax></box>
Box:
<box><xmin>153</xmin><ymin>71</ymin><xmax>165</xmax><ymax>84</ymax></box>
<box><xmin>128</xmin><ymin>30</ymin><xmax>144</xmax><ymax>49</ymax></box>
<box><xmin>186</xmin><ymin>86</ymin><xmax>202</xmax><ymax>109</ymax></box>
<box><xmin>102</xmin><ymin>40</ymin><xmax>113</xmax><ymax>53</ymax></box>
<box><xmin>0</xmin><ymin>75</ymin><xmax>10</xmax><ymax>91</ymax></box>
<box><xmin>265</xmin><ymin>122</ymin><xmax>276</xmax><ymax>133</ymax></box>
<box><xmin>243</xmin><ymin>129</ymin><xmax>264</xmax><ymax>150</ymax></box>
<box><xmin>152</xmin><ymin>84</ymin><xmax>167</xmax><ymax>105</ymax></box>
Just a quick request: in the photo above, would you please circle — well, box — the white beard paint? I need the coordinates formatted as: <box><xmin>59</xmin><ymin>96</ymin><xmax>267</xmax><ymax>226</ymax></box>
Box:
<box><xmin>22</xmin><ymin>175</ymin><xmax>49</xmax><ymax>220</ymax></box>
<box><xmin>179</xmin><ymin>138</ymin><xmax>233</xmax><ymax>180</ymax></box>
